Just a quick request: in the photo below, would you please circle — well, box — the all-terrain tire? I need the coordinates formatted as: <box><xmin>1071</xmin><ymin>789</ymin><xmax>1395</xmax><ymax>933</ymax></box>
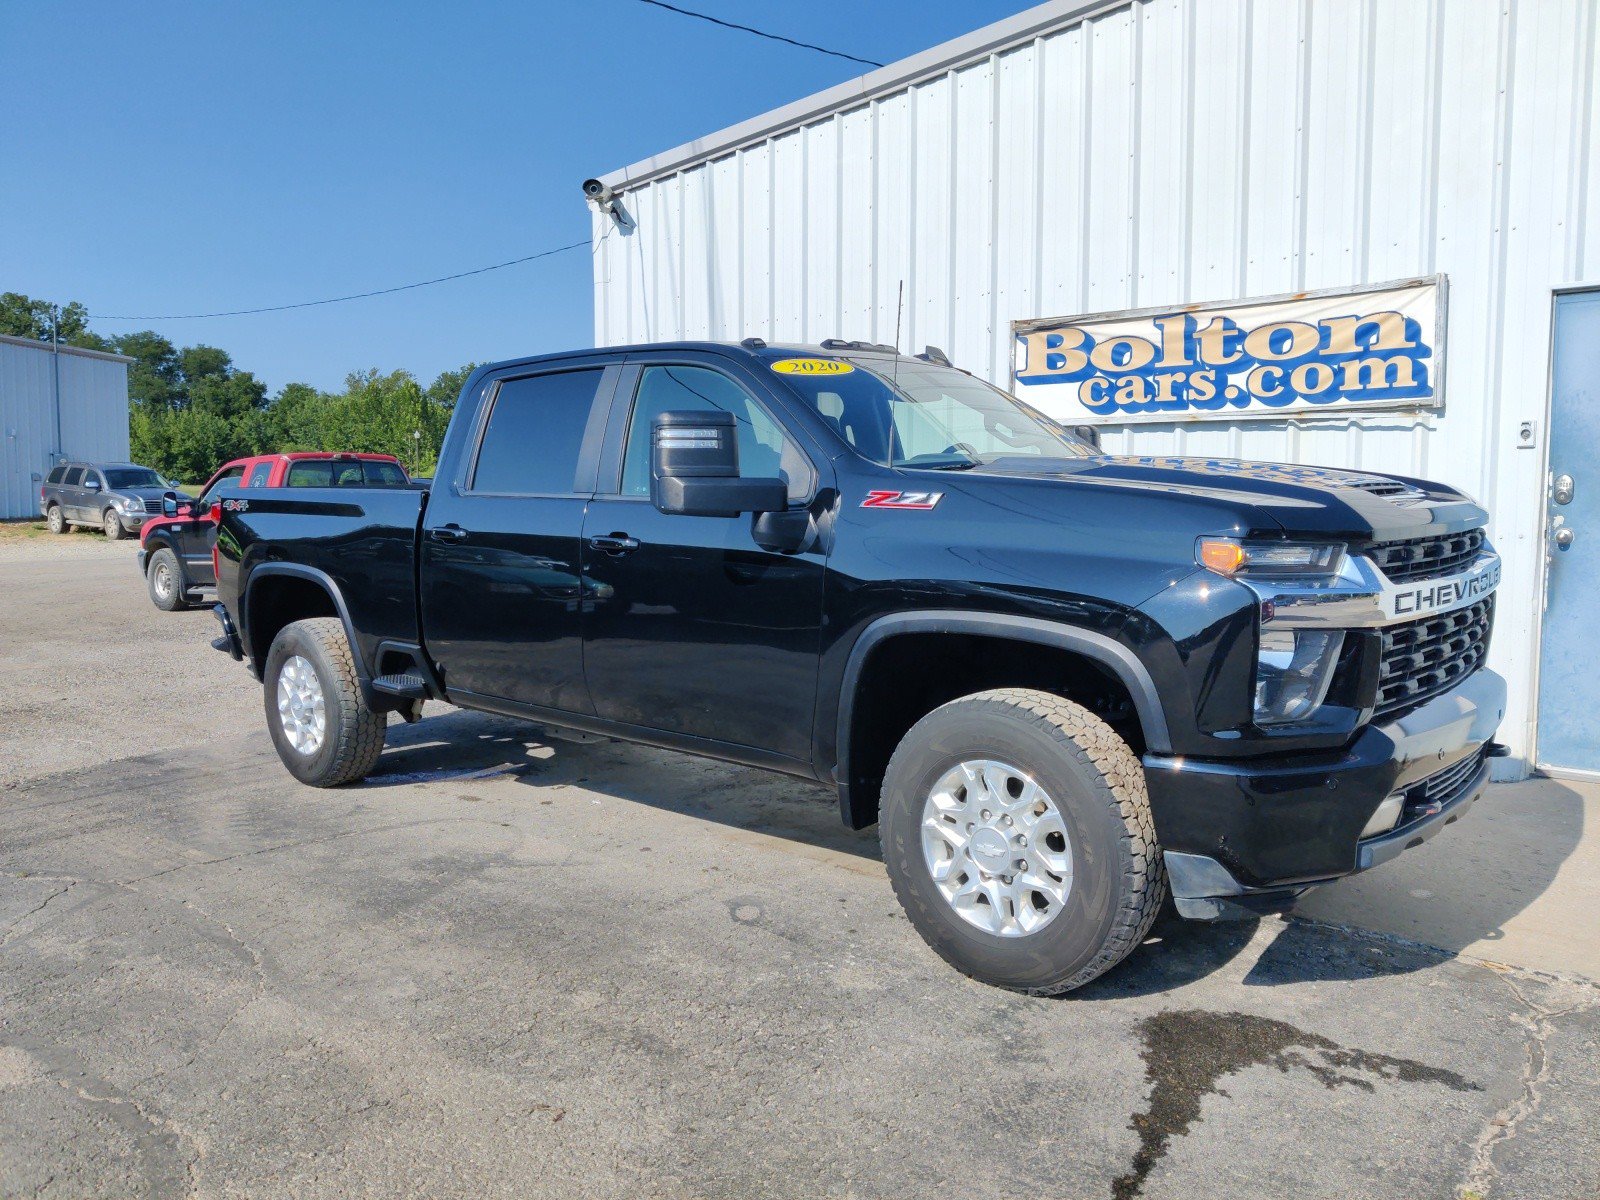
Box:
<box><xmin>46</xmin><ymin>505</ymin><xmax>68</xmax><ymax>534</ymax></box>
<box><xmin>263</xmin><ymin>617</ymin><xmax>386</xmax><ymax>787</ymax></box>
<box><xmin>103</xmin><ymin>509</ymin><xmax>126</xmax><ymax>540</ymax></box>
<box><xmin>879</xmin><ymin>687</ymin><xmax>1166</xmax><ymax>995</ymax></box>
<box><xmin>146</xmin><ymin>547</ymin><xmax>189</xmax><ymax>612</ymax></box>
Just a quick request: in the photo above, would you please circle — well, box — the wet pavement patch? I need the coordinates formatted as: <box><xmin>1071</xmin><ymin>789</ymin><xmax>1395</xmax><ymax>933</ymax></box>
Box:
<box><xmin>1113</xmin><ymin>1008</ymin><xmax>1481</xmax><ymax>1200</ymax></box>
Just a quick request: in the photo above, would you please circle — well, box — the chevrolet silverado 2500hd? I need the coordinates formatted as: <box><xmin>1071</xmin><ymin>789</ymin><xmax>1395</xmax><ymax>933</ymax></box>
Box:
<box><xmin>211</xmin><ymin>340</ymin><xmax>1505</xmax><ymax>994</ymax></box>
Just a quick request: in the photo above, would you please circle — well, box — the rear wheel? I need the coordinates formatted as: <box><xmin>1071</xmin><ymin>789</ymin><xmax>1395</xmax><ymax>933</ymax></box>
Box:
<box><xmin>263</xmin><ymin>617</ymin><xmax>386</xmax><ymax>786</ymax></box>
<box><xmin>46</xmin><ymin>505</ymin><xmax>67</xmax><ymax>534</ymax></box>
<box><xmin>102</xmin><ymin>509</ymin><xmax>126</xmax><ymax>540</ymax></box>
<box><xmin>879</xmin><ymin>687</ymin><xmax>1165</xmax><ymax>995</ymax></box>
<box><xmin>146</xmin><ymin>547</ymin><xmax>188</xmax><ymax>612</ymax></box>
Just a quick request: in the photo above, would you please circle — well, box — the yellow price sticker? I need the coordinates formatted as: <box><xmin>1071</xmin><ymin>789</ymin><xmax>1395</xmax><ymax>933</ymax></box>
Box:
<box><xmin>770</xmin><ymin>358</ymin><xmax>854</xmax><ymax>376</ymax></box>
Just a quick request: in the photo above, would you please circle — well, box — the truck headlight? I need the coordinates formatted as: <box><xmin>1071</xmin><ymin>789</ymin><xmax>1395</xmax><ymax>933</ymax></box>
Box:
<box><xmin>1198</xmin><ymin>538</ymin><xmax>1345</xmax><ymax>580</ymax></box>
<box><xmin>1255</xmin><ymin>626</ymin><xmax>1344</xmax><ymax>725</ymax></box>
<box><xmin>116</xmin><ymin>495</ymin><xmax>142</xmax><ymax>511</ymax></box>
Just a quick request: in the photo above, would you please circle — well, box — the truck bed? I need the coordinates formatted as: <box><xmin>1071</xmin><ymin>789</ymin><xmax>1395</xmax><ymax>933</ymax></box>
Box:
<box><xmin>216</xmin><ymin>484</ymin><xmax>427</xmax><ymax>671</ymax></box>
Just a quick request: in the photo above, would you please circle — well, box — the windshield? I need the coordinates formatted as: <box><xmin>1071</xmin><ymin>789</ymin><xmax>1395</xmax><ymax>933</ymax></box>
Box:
<box><xmin>774</xmin><ymin>358</ymin><xmax>1095</xmax><ymax>469</ymax></box>
<box><xmin>103</xmin><ymin>467</ymin><xmax>164</xmax><ymax>489</ymax></box>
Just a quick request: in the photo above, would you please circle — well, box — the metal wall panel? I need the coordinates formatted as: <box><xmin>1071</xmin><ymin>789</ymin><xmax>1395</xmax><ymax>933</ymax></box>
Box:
<box><xmin>591</xmin><ymin>0</ymin><xmax>1600</xmax><ymax>776</ymax></box>
<box><xmin>0</xmin><ymin>338</ymin><xmax>131</xmax><ymax>519</ymax></box>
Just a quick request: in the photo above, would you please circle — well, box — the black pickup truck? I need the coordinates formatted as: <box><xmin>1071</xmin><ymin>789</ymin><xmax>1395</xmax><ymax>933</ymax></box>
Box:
<box><xmin>211</xmin><ymin>340</ymin><xmax>1505</xmax><ymax>994</ymax></box>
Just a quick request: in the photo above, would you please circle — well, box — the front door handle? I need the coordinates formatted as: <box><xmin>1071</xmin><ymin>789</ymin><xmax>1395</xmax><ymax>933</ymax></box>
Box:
<box><xmin>429</xmin><ymin>524</ymin><xmax>468</xmax><ymax>542</ymax></box>
<box><xmin>588</xmin><ymin>533</ymin><xmax>640</xmax><ymax>555</ymax></box>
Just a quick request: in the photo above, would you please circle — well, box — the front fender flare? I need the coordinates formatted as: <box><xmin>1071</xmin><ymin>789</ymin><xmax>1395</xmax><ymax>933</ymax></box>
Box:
<box><xmin>831</xmin><ymin>609</ymin><xmax>1172</xmax><ymax>827</ymax></box>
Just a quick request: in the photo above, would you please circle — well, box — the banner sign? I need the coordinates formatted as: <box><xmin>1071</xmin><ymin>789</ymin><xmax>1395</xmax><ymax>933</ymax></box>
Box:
<box><xmin>1012</xmin><ymin>276</ymin><xmax>1445</xmax><ymax>424</ymax></box>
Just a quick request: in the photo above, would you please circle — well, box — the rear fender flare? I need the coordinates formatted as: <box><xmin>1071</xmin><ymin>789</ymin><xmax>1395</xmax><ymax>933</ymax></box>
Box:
<box><xmin>243</xmin><ymin>563</ymin><xmax>371</xmax><ymax>689</ymax></box>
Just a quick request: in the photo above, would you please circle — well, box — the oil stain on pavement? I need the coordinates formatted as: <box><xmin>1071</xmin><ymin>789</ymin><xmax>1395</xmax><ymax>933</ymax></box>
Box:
<box><xmin>1113</xmin><ymin>1009</ymin><xmax>1481</xmax><ymax>1199</ymax></box>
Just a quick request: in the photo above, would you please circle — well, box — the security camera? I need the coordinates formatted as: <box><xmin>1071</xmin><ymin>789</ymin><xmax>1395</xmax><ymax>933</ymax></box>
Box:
<box><xmin>582</xmin><ymin>178</ymin><xmax>613</xmax><ymax>205</ymax></box>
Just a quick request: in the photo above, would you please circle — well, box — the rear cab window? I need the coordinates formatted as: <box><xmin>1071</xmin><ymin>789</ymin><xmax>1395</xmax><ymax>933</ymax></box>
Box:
<box><xmin>470</xmin><ymin>370</ymin><xmax>606</xmax><ymax>495</ymax></box>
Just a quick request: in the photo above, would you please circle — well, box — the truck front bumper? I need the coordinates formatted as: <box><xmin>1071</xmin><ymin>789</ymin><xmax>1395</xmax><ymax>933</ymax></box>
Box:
<box><xmin>1142</xmin><ymin>668</ymin><xmax>1506</xmax><ymax>919</ymax></box>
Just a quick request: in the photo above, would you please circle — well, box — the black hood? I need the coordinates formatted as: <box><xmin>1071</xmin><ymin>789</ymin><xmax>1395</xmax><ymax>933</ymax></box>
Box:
<box><xmin>930</xmin><ymin>454</ymin><xmax>1485</xmax><ymax>543</ymax></box>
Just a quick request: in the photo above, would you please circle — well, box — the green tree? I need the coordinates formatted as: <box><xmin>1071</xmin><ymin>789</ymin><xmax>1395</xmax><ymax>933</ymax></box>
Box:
<box><xmin>0</xmin><ymin>292</ymin><xmax>109</xmax><ymax>350</ymax></box>
<box><xmin>113</xmin><ymin>330</ymin><xmax>181</xmax><ymax>410</ymax></box>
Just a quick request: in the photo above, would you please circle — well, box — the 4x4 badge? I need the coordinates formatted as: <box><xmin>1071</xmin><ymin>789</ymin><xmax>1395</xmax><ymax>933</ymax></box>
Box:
<box><xmin>861</xmin><ymin>490</ymin><xmax>943</xmax><ymax>510</ymax></box>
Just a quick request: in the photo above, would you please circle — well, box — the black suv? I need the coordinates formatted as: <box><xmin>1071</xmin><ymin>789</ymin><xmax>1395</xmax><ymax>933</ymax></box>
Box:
<box><xmin>40</xmin><ymin>461</ymin><xmax>179</xmax><ymax>540</ymax></box>
<box><xmin>211</xmin><ymin>341</ymin><xmax>1504</xmax><ymax>994</ymax></box>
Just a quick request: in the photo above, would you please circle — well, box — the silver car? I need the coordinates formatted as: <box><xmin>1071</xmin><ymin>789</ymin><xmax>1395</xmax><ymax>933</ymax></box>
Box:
<box><xmin>39</xmin><ymin>461</ymin><xmax>180</xmax><ymax>540</ymax></box>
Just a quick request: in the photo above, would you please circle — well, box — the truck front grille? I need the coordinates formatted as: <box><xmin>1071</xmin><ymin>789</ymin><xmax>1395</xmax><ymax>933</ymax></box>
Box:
<box><xmin>1374</xmin><ymin>596</ymin><xmax>1494</xmax><ymax>721</ymax></box>
<box><xmin>143</xmin><ymin>499</ymin><xmax>161</xmax><ymax>514</ymax></box>
<box><xmin>1369</xmin><ymin>528</ymin><xmax>1486</xmax><ymax>583</ymax></box>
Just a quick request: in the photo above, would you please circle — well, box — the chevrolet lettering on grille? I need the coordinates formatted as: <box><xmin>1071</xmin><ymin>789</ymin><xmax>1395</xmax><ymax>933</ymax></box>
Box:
<box><xmin>1385</xmin><ymin>557</ymin><xmax>1501</xmax><ymax>620</ymax></box>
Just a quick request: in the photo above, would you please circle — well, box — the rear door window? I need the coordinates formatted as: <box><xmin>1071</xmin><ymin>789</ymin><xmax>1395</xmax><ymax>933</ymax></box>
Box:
<box><xmin>199</xmin><ymin>465</ymin><xmax>245</xmax><ymax>503</ymax></box>
<box><xmin>63</xmin><ymin>467</ymin><xmax>84</xmax><ymax>486</ymax></box>
<box><xmin>245</xmin><ymin>463</ymin><xmax>272</xmax><ymax>487</ymax></box>
<box><xmin>471</xmin><ymin>369</ymin><xmax>605</xmax><ymax>495</ymax></box>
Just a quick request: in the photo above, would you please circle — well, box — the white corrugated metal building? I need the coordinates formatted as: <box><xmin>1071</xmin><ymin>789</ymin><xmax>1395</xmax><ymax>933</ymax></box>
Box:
<box><xmin>588</xmin><ymin>0</ymin><xmax>1600</xmax><ymax>780</ymax></box>
<box><xmin>0</xmin><ymin>335</ymin><xmax>133</xmax><ymax>520</ymax></box>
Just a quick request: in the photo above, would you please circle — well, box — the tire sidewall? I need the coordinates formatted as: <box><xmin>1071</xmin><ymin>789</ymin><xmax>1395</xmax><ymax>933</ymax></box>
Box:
<box><xmin>147</xmin><ymin>548</ymin><xmax>183</xmax><ymax>611</ymax></box>
<box><xmin>47</xmin><ymin>505</ymin><xmax>65</xmax><ymax>534</ymax></box>
<box><xmin>103</xmin><ymin>510</ymin><xmax>124</xmax><ymax>539</ymax></box>
<box><xmin>263</xmin><ymin>624</ymin><xmax>348</xmax><ymax>786</ymax></box>
<box><xmin>881</xmin><ymin>703</ymin><xmax>1135</xmax><ymax>991</ymax></box>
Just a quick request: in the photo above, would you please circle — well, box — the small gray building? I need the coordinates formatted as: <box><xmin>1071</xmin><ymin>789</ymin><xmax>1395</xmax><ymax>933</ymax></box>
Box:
<box><xmin>0</xmin><ymin>334</ymin><xmax>133</xmax><ymax>520</ymax></box>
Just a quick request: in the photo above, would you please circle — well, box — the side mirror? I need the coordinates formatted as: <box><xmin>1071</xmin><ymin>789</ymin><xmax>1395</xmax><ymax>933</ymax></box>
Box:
<box><xmin>167</xmin><ymin>478</ymin><xmax>182</xmax><ymax>489</ymax></box>
<box><xmin>651</xmin><ymin>410</ymin><xmax>786</xmax><ymax>517</ymax></box>
<box><xmin>84</xmin><ymin>477</ymin><xmax>102</xmax><ymax>492</ymax></box>
<box><xmin>1072</xmin><ymin>424</ymin><xmax>1103</xmax><ymax>451</ymax></box>
<box><xmin>160</xmin><ymin>490</ymin><xmax>193</xmax><ymax>518</ymax></box>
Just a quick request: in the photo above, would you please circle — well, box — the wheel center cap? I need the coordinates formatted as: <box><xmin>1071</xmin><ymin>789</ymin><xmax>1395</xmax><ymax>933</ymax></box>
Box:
<box><xmin>969</xmin><ymin>827</ymin><xmax>1010</xmax><ymax>868</ymax></box>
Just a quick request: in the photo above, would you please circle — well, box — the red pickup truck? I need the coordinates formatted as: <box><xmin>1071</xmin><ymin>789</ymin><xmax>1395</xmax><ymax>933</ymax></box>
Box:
<box><xmin>138</xmin><ymin>452</ymin><xmax>410</xmax><ymax>611</ymax></box>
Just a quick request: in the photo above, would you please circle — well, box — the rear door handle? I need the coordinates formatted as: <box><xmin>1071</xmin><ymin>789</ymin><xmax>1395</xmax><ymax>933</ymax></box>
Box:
<box><xmin>588</xmin><ymin>533</ymin><xmax>640</xmax><ymax>554</ymax></box>
<box><xmin>429</xmin><ymin>524</ymin><xmax>468</xmax><ymax>542</ymax></box>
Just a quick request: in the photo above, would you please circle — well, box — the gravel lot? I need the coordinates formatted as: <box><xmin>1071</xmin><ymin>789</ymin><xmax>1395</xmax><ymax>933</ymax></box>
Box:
<box><xmin>2</xmin><ymin>538</ymin><xmax>1596</xmax><ymax>1199</ymax></box>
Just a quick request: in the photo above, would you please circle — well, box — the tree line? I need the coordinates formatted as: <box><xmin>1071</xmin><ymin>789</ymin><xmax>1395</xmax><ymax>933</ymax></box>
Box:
<box><xmin>2</xmin><ymin>292</ymin><xmax>472</xmax><ymax>482</ymax></box>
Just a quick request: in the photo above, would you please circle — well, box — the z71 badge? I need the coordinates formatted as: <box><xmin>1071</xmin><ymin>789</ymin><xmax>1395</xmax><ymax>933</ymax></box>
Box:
<box><xmin>861</xmin><ymin>490</ymin><xmax>943</xmax><ymax>510</ymax></box>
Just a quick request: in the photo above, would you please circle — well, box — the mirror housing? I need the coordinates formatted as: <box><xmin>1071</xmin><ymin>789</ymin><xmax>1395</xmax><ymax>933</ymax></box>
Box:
<box><xmin>1072</xmin><ymin>424</ymin><xmax>1103</xmax><ymax>451</ymax></box>
<box><xmin>84</xmin><ymin>477</ymin><xmax>101</xmax><ymax>492</ymax></box>
<box><xmin>651</xmin><ymin>410</ymin><xmax>786</xmax><ymax>517</ymax></box>
<box><xmin>160</xmin><ymin>490</ymin><xmax>193</xmax><ymax>518</ymax></box>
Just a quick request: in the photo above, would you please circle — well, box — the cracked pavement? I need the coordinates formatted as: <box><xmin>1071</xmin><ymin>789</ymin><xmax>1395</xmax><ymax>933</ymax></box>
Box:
<box><xmin>2</xmin><ymin>546</ymin><xmax>1598</xmax><ymax>1199</ymax></box>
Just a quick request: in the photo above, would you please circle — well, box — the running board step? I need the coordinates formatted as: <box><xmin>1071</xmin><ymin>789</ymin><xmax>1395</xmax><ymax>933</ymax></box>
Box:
<box><xmin>372</xmin><ymin>672</ymin><xmax>430</xmax><ymax>699</ymax></box>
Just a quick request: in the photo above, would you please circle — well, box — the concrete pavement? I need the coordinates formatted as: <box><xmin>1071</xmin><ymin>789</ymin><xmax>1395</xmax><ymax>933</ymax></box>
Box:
<box><xmin>2</xmin><ymin>540</ymin><xmax>1596</xmax><ymax>1199</ymax></box>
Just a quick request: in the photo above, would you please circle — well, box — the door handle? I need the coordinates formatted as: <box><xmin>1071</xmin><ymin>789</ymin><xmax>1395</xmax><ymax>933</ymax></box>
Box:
<box><xmin>588</xmin><ymin>533</ymin><xmax>640</xmax><ymax>555</ymax></box>
<box><xmin>429</xmin><ymin>524</ymin><xmax>468</xmax><ymax>542</ymax></box>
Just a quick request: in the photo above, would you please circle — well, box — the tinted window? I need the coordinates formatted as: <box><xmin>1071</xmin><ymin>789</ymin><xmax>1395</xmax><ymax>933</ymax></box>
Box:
<box><xmin>46</xmin><ymin>466</ymin><xmax>64</xmax><ymax>485</ymax></box>
<box><xmin>362</xmin><ymin>460</ymin><xmax>407</xmax><ymax>486</ymax></box>
<box><xmin>63</xmin><ymin>467</ymin><xmax>84</xmax><ymax>486</ymax></box>
<box><xmin>104</xmin><ymin>467</ymin><xmax>164</xmax><ymax>489</ymax></box>
<box><xmin>472</xmin><ymin>370</ymin><xmax>603</xmax><ymax>495</ymax></box>
<box><xmin>287</xmin><ymin>460</ymin><xmax>365</xmax><ymax>487</ymax></box>
<box><xmin>621</xmin><ymin>366</ymin><xmax>806</xmax><ymax>502</ymax></box>
<box><xmin>245</xmin><ymin>463</ymin><xmax>272</xmax><ymax>487</ymax></box>
<box><xmin>200</xmin><ymin>465</ymin><xmax>245</xmax><ymax>503</ymax></box>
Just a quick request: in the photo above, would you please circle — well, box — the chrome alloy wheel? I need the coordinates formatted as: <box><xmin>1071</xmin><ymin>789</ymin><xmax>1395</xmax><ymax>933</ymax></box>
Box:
<box><xmin>276</xmin><ymin>655</ymin><xmax>327</xmax><ymax>756</ymax></box>
<box><xmin>920</xmin><ymin>759</ymin><xmax>1074</xmax><ymax>937</ymax></box>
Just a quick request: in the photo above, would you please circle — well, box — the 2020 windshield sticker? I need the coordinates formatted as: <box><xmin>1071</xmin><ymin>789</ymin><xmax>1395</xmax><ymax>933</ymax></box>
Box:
<box><xmin>861</xmin><ymin>490</ymin><xmax>943</xmax><ymax>510</ymax></box>
<box><xmin>770</xmin><ymin>358</ymin><xmax>854</xmax><ymax>376</ymax></box>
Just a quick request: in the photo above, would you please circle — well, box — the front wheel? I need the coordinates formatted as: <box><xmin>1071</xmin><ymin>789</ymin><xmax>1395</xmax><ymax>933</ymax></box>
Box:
<box><xmin>263</xmin><ymin>617</ymin><xmax>386</xmax><ymax>786</ymax></box>
<box><xmin>103</xmin><ymin>510</ymin><xmax>126</xmax><ymax>540</ymax></box>
<box><xmin>879</xmin><ymin>688</ymin><xmax>1165</xmax><ymax>995</ymax></box>
<box><xmin>146</xmin><ymin>547</ymin><xmax>189</xmax><ymax>611</ymax></box>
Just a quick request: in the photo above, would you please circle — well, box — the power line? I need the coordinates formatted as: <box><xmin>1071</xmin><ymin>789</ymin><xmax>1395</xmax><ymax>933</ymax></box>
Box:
<box><xmin>90</xmin><ymin>239</ymin><xmax>591</xmax><ymax>321</ymax></box>
<box><xmin>634</xmin><ymin>0</ymin><xmax>884</xmax><ymax>69</ymax></box>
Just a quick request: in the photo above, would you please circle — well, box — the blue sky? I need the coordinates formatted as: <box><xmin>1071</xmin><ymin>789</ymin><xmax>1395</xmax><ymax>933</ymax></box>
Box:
<box><xmin>1</xmin><ymin>1</ymin><xmax>1026</xmax><ymax>392</ymax></box>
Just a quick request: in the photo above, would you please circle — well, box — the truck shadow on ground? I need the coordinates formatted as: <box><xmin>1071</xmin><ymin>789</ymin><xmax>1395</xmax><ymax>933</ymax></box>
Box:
<box><xmin>370</xmin><ymin>708</ymin><xmax>1585</xmax><ymax>991</ymax></box>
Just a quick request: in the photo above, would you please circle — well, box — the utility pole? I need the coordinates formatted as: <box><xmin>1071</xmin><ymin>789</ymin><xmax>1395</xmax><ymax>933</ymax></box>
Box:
<box><xmin>48</xmin><ymin>304</ymin><xmax>63</xmax><ymax>464</ymax></box>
